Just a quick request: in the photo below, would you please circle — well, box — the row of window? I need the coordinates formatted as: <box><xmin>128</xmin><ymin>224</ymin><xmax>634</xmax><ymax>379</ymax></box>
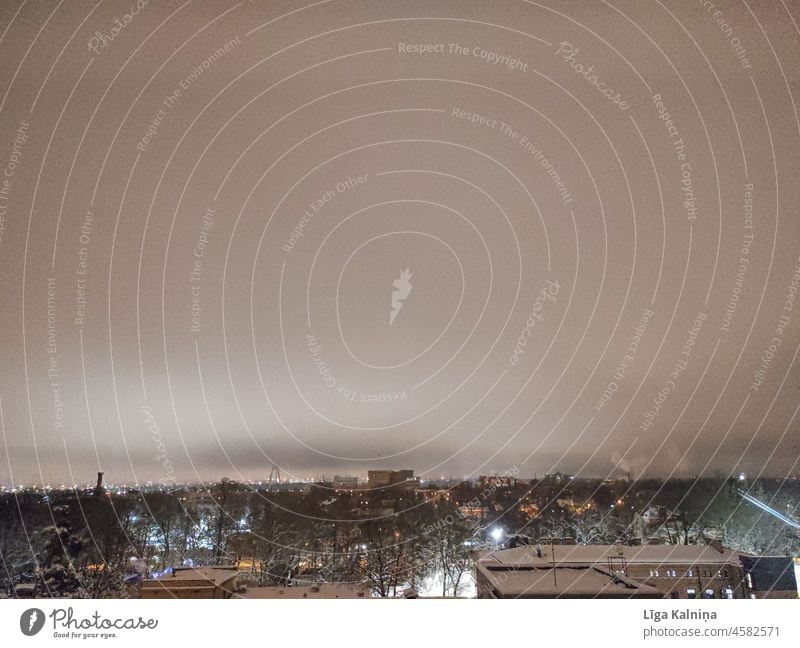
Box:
<box><xmin>669</xmin><ymin>587</ymin><xmax>735</xmax><ymax>599</ymax></box>
<box><xmin>647</xmin><ymin>568</ymin><xmax>728</xmax><ymax>578</ymax></box>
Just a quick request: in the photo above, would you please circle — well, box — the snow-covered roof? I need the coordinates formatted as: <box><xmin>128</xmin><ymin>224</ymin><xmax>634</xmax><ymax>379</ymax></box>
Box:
<box><xmin>478</xmin><ymin>563</ymin><xmax>662</xmax><ymax>598</ymax></box>
<box><xmin>482</xmin><ymin>543</ymin><xmax>741</xmax><ymax>567</ymax></box>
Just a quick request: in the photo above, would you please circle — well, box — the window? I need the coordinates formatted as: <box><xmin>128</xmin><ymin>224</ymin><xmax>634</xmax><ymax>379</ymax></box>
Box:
<box><xmin>704</xmin><ymin>589</ymin><xmax>715</xmax><ymax>599</ymax></box>
<box><xmin>670</xmin><ymin>591</ymin><xmax>679</xmax><ymax>599</ymax></box>
<box><xmin>722</xmin><ymin>587</ymin><xmax>734</xmax><ymax>599</ymax></box>
<box><xmin>687</xmin><ymin>569</ymin><xmax>693</xmax><ymax>577</ymax></box>
<box><xmin>746</xmin><ymin>573</ymin><xmax>753</xmax><ymax>588</ymax></box>
<box><xmin>654</xmin><ymin>570</ymin><xmax>660</xmax><ymax>577</ymax></box>
<box><xmin>686</xmin><ymin>588</ymin><xmax>697</xmax><ymax>599</ymax></box>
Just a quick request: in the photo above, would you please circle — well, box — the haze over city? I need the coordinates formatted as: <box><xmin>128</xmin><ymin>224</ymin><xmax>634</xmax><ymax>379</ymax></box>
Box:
<box><xmin>0</xmin><ymin>1</ymin><xmax>797</xmax><ymax>490</ymax></box>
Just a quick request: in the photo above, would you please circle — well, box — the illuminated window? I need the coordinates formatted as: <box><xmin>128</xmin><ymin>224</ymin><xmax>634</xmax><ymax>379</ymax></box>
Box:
<box><xmin>704</xmin><ymin>589</ymin><xmax>715</xmax><ymax>599</ymax></box>
<box><xmin>687</xmin><ymin>569</ymin><xmax>693</xmax><ymax>577</ymax></box>
<box><xmin>722</xmin><ymin>587</ymin><xmax>734</xmax><ymax>599</ymax></box>
<box><xmin>686</xmin><ymin>588</ymin><xmax>696</xmax><ymax>599</ymax></box>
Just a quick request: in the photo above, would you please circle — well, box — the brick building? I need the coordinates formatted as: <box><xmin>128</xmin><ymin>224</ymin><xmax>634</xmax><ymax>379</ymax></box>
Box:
<box><xmin>476</xmin><ymin>543</ymin><xmax>747</xmax><ymax>599</ymax></box>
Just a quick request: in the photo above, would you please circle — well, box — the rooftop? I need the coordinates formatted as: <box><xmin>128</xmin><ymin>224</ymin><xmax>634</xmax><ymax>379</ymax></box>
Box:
<box><xmin>234</xmin><ymin>584</ymin><xmax>370</xmax><ymax>599</ymax></box>
<box><xmin>140</xmin><ymin>566</ymin><xmax>240</xmax><ymax>598</ymax></box>
<box><xmin>143</xmin><ymin>566</ymin><xmax>239</xmax><ymax>585</ymax></box>
<box><xmin>478</xmin><ymin>563</ymin><xmax>662</xmax><ymax>598</ymax></box>
<box><xmin>482</xmin><ymin>543</ymin><xmax>741</xmax><ymax>567</ymax></box>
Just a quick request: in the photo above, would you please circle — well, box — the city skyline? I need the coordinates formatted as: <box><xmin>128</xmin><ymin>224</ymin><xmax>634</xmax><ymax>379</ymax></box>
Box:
<box><xmin>1</xmin><ymin>3</ymin><xmax>798</xmax><ymax>631</ymax></box>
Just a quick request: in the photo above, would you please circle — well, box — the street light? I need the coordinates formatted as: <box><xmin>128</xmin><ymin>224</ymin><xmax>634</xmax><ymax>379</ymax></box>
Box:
<box><xmin>490</xmin><ymin>527</ymin><xmax>504</xmax><ymax>542</ymax></box>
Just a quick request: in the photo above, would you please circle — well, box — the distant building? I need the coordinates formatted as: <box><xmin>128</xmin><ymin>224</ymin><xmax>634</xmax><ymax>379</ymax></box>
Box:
<box><xmin>459</xmin><ymin>504</ymin><xmax>490</xmax><ymax>519</ymax></box>
<box><xmin>556</xmin><ymin>497</ymin><xmax>579</xmax><ymax>510</ymax></box>
<box><xmin>265</xmin><ymin>482</ymin><xmax>311</xmax><ymax>493</ymax></box>
<box><xmin>642</xmin><ymin>506</ymin><xmax>663</xmax><ymax>525</ymax></box>
<box><xmin>415</xmin><ymin>488</ymin><xmax>450</xmax><ymax>502</ymax></box>
<box><xmin>367</xmin><ymin>469</ymin><xmax>416</xmax><ymax>489</ymax></box>
<box><xmin>141</xmin><ymin>566</ymin><xmax>239</xmax><ymax>599</ymax></box>
<box><xmin>632</xmin><ymin>506</ymin><xmax>683</xmax><ymax>541</ymax></box>
<box><xmin>332</xmin><ymin>475</ymin><xmax>359</xmax><ymax>491</ymax></box>
<box><xmin>543</xmin><ymin>472</ymin><xmax>573</xmax><ymax>484</ymax></box>
<box><xmin>367</xmin><ymin>470</ymin><xmax>393</xmax><ymax>487</ymax></box>
<box><xmin>475</xmin><ymin>543</ymin><xmax>748</xmax><ymax>599</ymax></box>
<box><xmin>478</xmin><ymin>475</ymin><xmax>522</xmax><ymax>488</ymax></box>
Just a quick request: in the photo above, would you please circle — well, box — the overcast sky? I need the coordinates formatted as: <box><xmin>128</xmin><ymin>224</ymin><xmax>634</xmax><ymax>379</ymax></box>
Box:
<box><xmin>0</xmin><ymin>0</ymin><xmax>798</xmax><ymax>486</ymax></box>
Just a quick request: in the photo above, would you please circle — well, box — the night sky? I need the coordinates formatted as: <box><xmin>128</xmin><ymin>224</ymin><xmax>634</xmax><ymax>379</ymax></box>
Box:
<box><xmin>0</xmin><ymin>1</ymin><xmax>798</xmax><ymax>486</ymax></box>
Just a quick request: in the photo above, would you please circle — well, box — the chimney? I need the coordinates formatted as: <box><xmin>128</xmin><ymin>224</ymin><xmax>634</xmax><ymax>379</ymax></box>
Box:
<box><xmin>94</xmin><ymin>472</ymin><xmax>104</xmax><ymax>496</ymax></box>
